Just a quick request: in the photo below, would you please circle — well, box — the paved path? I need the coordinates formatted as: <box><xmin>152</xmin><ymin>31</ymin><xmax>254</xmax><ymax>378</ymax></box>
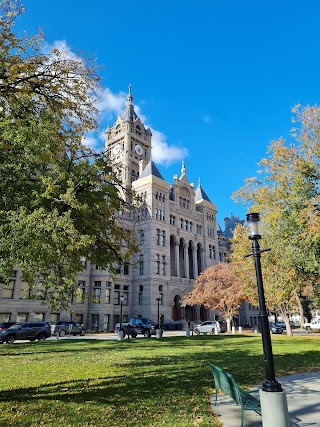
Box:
<box><xmin>211</xmin><ymin>371</ymin><xmax>320</xmax><ymax>427</ymax></box>
<box><xmin>46</xmin><ymin>330</ymin><xmax>187</xmax><ymax>341</ymax></box>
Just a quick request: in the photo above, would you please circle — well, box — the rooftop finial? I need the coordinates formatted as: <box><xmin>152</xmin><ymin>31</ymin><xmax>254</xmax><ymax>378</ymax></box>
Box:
<box><xmin>181</xmin><ymin>161</ymin><xmax>186</xmax><ymax>175</ymax></box>
<box><xmin>198</xmin><ymin>177</ymin><xmax>201</xmax><ymax>187</ymax></box>
<box><xmin>125</xmin><ymin>84</ymin><xmax>133</xmax><ymax>107</ymax></box>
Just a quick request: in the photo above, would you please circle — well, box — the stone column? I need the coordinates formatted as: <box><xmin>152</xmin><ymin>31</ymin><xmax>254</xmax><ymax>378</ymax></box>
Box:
<box><xmin>200</xmin><ymin>248</ymin><xmax>205</xmax><ymax>273</ymax></box>
<box><xmin>193</xmin><ymin>248</ymin><xmax>198</xmax><ymax>279</ymax></box>
<box><xmin>184</xmin><ymin>244</ymin><xmax>189</xmax><ymax>278</ymax></box>
<box><xmin>175</xmin><ymin>243</ymin><xmax>180</xmax><ymax>277</ymax></box>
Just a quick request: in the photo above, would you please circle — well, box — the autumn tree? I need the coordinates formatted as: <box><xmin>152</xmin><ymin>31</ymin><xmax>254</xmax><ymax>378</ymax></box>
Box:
<box><xmin>232</xmin><ymin>104</ymin><xmax>320</xmax><ymax>334</ymax></box>
<box><xmin>184</xmin><ymin>262</ymin><xmax>245</xmax><ymax>331</ymax></box>
<box><xmin>0</xmin><ymin>1</ymin><xmax>138</xmax><ymax>308</ymax></box>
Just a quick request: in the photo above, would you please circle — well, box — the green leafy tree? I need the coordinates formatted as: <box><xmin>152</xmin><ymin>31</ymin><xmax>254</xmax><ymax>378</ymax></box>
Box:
<box><xmin>232</xmin><ymin>104</ymin><xmax>320</xmax><ymax>333</ymax></box>
<box><xmin>0</xmin><ymin>1</ymin><xmax>138</xmax><ymax>309</ymax></box>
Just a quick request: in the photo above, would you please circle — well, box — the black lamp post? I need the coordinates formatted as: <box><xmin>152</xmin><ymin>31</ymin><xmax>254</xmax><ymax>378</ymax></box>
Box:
<box><xmin>156</xmin><ymin>297</ymin><xmax>161</xmax><ymax>328</ymax></box>
<box><xmin>120</xmin><ymin>295</ymin><xmax>124</xmax><ymax>332</ymax></box>
<box><xmin>246</xmin><ymin>213</ymin><xmax>283</xmax><ymax>393</ymax></box>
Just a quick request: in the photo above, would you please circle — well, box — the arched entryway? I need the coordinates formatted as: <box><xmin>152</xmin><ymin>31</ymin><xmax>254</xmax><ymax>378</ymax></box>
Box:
<box><xmin>200</xmin><ymin>304</ymin><xmax>208</xmax><ymax>322</ymax></box>
<box><xmin>172</xmin><ymin>295</ymin><xmax>182</xmax><ymax>321</ymax></box>
<box><xmin>172</xmin><ymin>295</ymin><xmax>197</xmax><ymax>322</ymax></box>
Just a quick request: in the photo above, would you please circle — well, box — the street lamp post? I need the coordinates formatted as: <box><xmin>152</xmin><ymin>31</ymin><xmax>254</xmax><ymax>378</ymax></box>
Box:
<box><xmin>246</xmin><ymin>213</ymin><xmax>290</xmax><ymax>427</ymax></box>
<box><xmin>156</xmin><ymin>296</ymin><xmax>161</xmax><ymax>339</ymax></box>
<box><xmin>156</xmin><ymin>297</ymin><xmax>161</xmax><ymax>328</ymax></box>
<box><xmin>120</xmin><ymin>295</ymin><xmax>124</xmax><ymax>333</ymax></box>
<box><xmin>238</xmin><ymin>305</ymin><xmax>242</xmax><ymax>334</ymax></box>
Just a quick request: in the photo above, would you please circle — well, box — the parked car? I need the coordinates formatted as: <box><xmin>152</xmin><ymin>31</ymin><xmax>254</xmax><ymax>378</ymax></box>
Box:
<box><xmin>275</xmin><ymin>321</ymin><xmax>296</xmax><ymax>330</ymax></box>
<box><xmin>127</xmin><ymin>318</ymin><xmax>160</xmax><ymax>338</ymax></box>
<box><xmin>302</xmin><ymin>318</ymin><xmax>320</xmax><ymax>331</ymax></box>
<box><xmin>114</xmin><ymin>322</ymin><xmax>129</xmax><ymax>334</ymax></box>
<box><xmin>0</xmin><ymin>322</ymin><xmax>17</xmax><ymax>331</ymax></box>
<box><xmin>50</xmin><ymin>321</ymin><xmax>86</xmax><ymax>337</ymax></box>
<box><xmin>269</xmin><ymin>323</ymin><xmax>283</xmax><ymax>334</ymax></box>
<box><xmin>0</xmin><ymin>322</ymin><xmax>51</xmax><ymax>344</ymax></box>
<box><xmin>256</xmin><ymin>322</ymin><xmax>283</xmax><ymax>334</ymax></box>
<box><xmin>194</xmin><ymin>321</ymin><xmax>221</xmax><ymax>335</ymax></box>
<box><xmin>219</xmin><ymin>320</ymin><xmax>227</xmax><ymax>333</ymax></box>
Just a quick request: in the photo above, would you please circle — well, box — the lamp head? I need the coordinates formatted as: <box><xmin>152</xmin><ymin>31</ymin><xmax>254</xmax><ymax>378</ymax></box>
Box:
<box><xmin>246</xmin><ymin>212</ymin><xmax>261</xmax><ymax>240</ymax></box>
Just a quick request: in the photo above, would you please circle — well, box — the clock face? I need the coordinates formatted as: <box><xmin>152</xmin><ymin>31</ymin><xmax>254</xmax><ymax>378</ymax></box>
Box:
<box><xmin>135</xmin><ymin>144</ymin><xmax>143</xmax><ymax>155</ymax></box>
<box><xmin>112</xmin><ymin>143</ymin><xmax>121</xmax><ymax>155</ymax></box>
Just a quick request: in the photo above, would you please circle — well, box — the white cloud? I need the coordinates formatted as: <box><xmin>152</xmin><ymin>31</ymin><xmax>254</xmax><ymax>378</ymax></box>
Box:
<box><xmin>42</xmin><ymin>41</ymin><xmax>188</xmax><ymax>164</ymax></box>
<box><xmin>81</xmin><ymin>132</ymin><xmax>100</xmax><ymax>150</ymax></box>
<box><xmin>151</xmin><ymin>129</ymin><xmax>188</xmax><ymax>167</ymax></box>
<box><xmin>41</xmin><ymin>39</ymin><xmax>81</xmax><ymax>62</ymax></box>
<box><xmin>97</xmin><ymin>88</ymin><xmax>126</xmax><ymax>119</ymax></box>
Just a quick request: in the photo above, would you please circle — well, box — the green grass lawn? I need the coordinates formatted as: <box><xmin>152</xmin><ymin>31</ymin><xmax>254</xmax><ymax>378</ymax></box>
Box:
<box><xmin>0</xmin><ymin>334</ymin><xmax>319</xmax><ymax>427</ymax></box>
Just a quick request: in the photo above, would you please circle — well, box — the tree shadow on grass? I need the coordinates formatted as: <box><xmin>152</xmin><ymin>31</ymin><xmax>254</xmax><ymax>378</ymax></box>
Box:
<box><xmin>0</xmin><ymin>342</ymin><xmax>319</xmax><ymax>426</ymax></box>
<box><xmin>1</xmin><ymin>347</ymin><xmax>319</xmax><ymax>403</ymax></box>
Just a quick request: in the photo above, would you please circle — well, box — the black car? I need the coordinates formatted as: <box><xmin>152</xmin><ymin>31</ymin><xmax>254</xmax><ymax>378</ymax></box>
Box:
<box><xmin>0</xmin><ymin>322</ymin><xmax>51</xmax><ymax>344</ymax></box>
<box><xmin>0</xmin><ymin>322</ymin><xmax>17</xmax><ymax>331</ymax></box>
<box><xmin>127</xmin><ymin>318</ymin><xmax>161</xmax><ymax>338</ymax></box>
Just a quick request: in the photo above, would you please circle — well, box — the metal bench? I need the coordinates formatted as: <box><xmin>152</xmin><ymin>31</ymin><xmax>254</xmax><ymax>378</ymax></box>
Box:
<box><xmin>208</xmin><ymin>362</ymin><xmax>300</xmax><ymax>427</ymax></box>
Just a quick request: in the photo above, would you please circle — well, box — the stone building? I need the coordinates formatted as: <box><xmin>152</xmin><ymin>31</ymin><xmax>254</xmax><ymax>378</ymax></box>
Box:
<box><xmin>0</xmin><ymin>87</ymin><xmax>228</xmax><ymax>331</ymax></box>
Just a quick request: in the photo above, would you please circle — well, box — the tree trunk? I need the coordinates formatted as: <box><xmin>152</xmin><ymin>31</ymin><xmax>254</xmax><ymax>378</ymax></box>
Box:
<box><xmin>226</xmin><ymin>317</ymin><xmax>232</xmax><ymax>332</ymax></box>
<box><xmin>295</xmin><ymin>293</ymin><xmax>305</xmax><ymax>326</ymax></box>
<box><xmin>283</xmin><ymin>313</ymin><xmax>293</xmax><ymax>337</ymax></box>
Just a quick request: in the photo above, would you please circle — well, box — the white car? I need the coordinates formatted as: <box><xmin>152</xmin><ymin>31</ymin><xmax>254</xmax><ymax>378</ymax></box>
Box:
<box><xmin>302</xmin><ymin>318</ymin><xmax>320</xmax><ymax>330</ymax></box>
<box><xmin>194</xmin><ymin>321</ymin><xmax>221</xmax><ymax>335</ymax></box>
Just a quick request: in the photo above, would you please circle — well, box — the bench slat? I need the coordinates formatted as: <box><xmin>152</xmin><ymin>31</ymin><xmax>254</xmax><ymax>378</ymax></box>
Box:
<box><xmin>208</xmin><ymin>362</ymin><xmax>300</xmax><ymax>427</ymax></box>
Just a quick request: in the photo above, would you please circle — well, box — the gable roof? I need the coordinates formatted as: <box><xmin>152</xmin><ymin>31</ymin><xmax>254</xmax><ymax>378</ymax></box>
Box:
<box><xmin>138</xmin><ymin>160</ymin><xmax>165</xmax><ymax>181</ymax></box>
<box><xmin>195</xmin><ymin>184</ymin><xmax>212</xmax><ymax>203</ymax></box>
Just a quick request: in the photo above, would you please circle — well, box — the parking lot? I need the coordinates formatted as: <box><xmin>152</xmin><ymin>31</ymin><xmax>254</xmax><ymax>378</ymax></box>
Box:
<box><xmin>2</xmin><ymin>327</ymin><xmax>317</xmax><ymax>344</ymax></box>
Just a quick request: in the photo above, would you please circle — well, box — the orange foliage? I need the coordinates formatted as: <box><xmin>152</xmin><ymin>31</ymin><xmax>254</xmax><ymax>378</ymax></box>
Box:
<box><xmin>184</xmin><ymin>262</ymin><xmax>245</xmax><ymax>319</ymax></box>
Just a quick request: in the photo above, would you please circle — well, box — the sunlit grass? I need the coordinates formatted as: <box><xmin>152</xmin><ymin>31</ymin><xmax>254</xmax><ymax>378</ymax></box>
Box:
<box><xmin>0</xmin><ymin>334</ymin><xmax>319</xmax><ymax>426</ymax></box>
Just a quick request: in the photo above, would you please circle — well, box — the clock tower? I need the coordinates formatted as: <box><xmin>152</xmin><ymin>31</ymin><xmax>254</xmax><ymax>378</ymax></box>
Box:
<box><xmin>105</xmin><ymin>85</ymin><xmax>152</xmax><ymax>188</ymax></box>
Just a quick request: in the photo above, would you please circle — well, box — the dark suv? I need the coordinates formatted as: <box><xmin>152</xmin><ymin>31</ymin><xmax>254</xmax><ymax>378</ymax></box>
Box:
<box><xmin>50</xmin><ymin>321</ymin><xmax>86</xmax><ymax>337</ymax></box>
<box><xmin>0</xmin><ymin>322</ymin><xmax>16</xmax><ymax>331</ymax></box>
<box><xmin>0</xmin><ymin>322</ymin><xmax>51</xmax><ymax>344</ymax></box>
<box><xmin>127</xmin><ymin>318</ymin><xmax>160</xmax><ymax>338</ymax></box>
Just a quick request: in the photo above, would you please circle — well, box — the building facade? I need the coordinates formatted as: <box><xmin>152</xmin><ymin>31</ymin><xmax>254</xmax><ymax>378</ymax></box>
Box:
<box><xmin>0</xmin><ymin>87</ymin><xmax>228</xmax><ymax>331</ymax></box>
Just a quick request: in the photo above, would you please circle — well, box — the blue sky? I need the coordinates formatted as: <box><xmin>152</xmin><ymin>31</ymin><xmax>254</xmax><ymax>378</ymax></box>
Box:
<box><xmin>14</xmin><ymin>0</ymin><xmax>320</xmax><ymax>226</ymax></box>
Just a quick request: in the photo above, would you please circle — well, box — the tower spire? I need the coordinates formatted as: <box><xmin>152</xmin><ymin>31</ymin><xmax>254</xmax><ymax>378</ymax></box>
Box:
<box><xmin>121</xmin><ymin>84</ymin><xmax>137</xmax><ymax>122</ymax></box>
<box><xmin>126</xmin><ymin>84</ymin><xmax>133</xmax><ymax>107</ymax></box>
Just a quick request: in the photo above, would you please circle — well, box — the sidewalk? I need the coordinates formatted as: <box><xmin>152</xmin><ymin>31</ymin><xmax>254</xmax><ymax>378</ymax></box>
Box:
<box><xmin>211</xmin><ymin>371</ymin><xmax>320</xmax><ymax>427</ymax></box>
